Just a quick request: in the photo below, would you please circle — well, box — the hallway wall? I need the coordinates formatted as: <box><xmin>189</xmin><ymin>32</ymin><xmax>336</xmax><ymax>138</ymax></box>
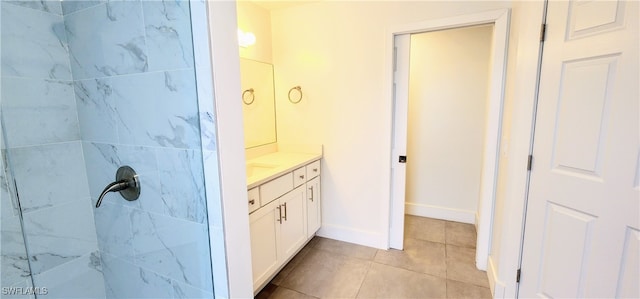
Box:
<box><xmin>270</xmin><ymin>1</ymin><xmax>511</xmax><ymax>248</ymax></box>
<box><xmin>406</xmin><ymin>25</ymin><xmax>493</xmax><ymax>223</ymax></box>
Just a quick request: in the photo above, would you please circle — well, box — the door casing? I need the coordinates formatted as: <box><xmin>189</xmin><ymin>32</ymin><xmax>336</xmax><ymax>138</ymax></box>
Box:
<box><xmin>387</xmin><ymin>9</ymin><xmax>510</xmax><ymax>271</ymax></box>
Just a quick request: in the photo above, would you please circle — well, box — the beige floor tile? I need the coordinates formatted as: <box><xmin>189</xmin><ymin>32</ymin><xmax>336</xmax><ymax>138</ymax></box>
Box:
<box><xmin>270</xmin><ymin>287</ymin><xmax>319</xmax><ymax>299</ymax></box>
<box><xmin>264</xmin><ymin>218</ymin><xmax>490</xmax><ymax>299</ymax></box>
<box><xmin>313</xmin><ymin>237</ymin><xmax>377</xmax><ymax>260</ymax></box>
<box><xmin>280</xmin><ymin>248</ymin><xmax>371</xmax><ymax>298</ymax></box>
<box><xmin>306</xmin><ymin>236</ymin><xmax>320</xmax><ymax>248</ymax></box>
<box><xmin>404</xmin><ymin>215</ymin><xmax>446</xmax><ymax>243</ymax></box>
<box><xmin>446</xmin><ymin>245</ymin><xmax>489</xmax><ymax>288</ymax></box>
<box><xmin>374</xmin><ymin>238</ymin><xmax>446</xmax><ymax>278</ymax></box>
<box><xmin>356</xmin><ymin>263</ymin><xmax>447</xmax><ymax>298</ymax></box>
<box><xmin>445</xmin><ymin>244</ymin><xmax>475</xmax><ymax>263</ymax></box>
<box><xmin>256</xmin><ymin>283</ymin><xmax>278</xmax><ymax>299</ymax></box>
<box><xmin>445</xmin><ymin>221</ymin><xmax>477</xmax><ymax>248</ymax></box>
<box><xmin>272</xmin><ymin>243</ymin><xmax>314</xmax><ymax>285</ymax></box>
<box><xmin>446</xmin><ymin>279</ymin><xmax>492</xmax><ymax>298</ymax></box>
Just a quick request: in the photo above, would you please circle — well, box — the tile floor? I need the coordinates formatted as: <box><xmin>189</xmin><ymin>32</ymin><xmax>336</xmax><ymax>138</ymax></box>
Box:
<box><xmin>256</xmin><ymin>215</ymin><xmax>492</xmax><ymax>299</ymax></box>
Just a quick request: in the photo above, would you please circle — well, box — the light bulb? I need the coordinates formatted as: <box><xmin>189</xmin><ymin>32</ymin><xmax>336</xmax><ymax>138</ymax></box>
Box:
<box><xmin>238</xmin><ymin>29</ymin><xmax>256</xmax><ymax>48</ymax></box>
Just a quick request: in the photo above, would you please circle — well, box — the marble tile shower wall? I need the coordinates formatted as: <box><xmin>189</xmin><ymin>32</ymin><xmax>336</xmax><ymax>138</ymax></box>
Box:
<box><xmin>1</xmin><ymin>1</ymin><xmax>105</xmax><ymax>298</ymax></box>
<box><xmin>1</xmin><ymin>148</ymin><xmax>36</xmax><ymax>299</ymax></box>
<box><xmin>1</xmin><ymin>1</ymin><xmax>213</xmax><ymax>298</ymax></box>
<box><xmin>69</xmin><ymin>1</ymin><xmax>214</xmax><ymax>298</ymax></box>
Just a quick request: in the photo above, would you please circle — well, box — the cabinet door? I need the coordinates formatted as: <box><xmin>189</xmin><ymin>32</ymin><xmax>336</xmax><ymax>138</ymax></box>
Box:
<box><xmin>249</xmin><ymin>199</ymin><xmax>280</xmax><ymax>291</ymax></box>
<box><xmin>306</xmin><ymin>176</ymin><xmax>321</xmax><ymax>238</ymax></box>
<box><xmin>278</xmin><ymin>185</ymin><xmax>307</xmax><ymax>261</ymax></box>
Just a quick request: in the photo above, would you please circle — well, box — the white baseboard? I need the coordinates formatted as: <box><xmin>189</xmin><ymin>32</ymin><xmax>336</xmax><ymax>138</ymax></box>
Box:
<box><xmin>475</xmin><ymin>212</ymin><xmax>480</xmax><ymax>230</ymax></box>
<box><xmin>488</xmin><ymin>256</ymin><xmax>506</xmax><ymax>298</ymax></box>
<box><xmin>316</xmin><ymin>224</ymin><xmax>385</xmax><ymax>249</ymax></box>
<box><xmin>405</xmin><ymin>202</ymin><xmax>476</xmax><ymax>224</ymax></box>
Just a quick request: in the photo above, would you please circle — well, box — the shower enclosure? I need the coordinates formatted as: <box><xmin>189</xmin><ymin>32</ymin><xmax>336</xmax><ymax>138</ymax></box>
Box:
<box><xmin>0</xmin><ymin>1</ymin><xmax>220</xmax><ymax>298</ymax></box>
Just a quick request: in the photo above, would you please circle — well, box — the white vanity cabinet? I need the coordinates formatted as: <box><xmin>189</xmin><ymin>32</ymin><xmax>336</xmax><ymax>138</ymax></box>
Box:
<box><xmin>248</xmin><ymin>158</ymin><xmax>321</xmax><ymax>293</ymax></box>
<box><xmin>249</xmin><ymin>199</ymin><xmax>280</xmax><ymax>290</ymax></box>
<box><xmin>247</xmin><ymin>187</ymin><xmax>260</xmax><ymax>213</ymax></box>
<box><xmin>249</xmin><ymin>185</ymin><xmax>306</xmax><ymax>291</ymax></box>
<box><xmin>277</xmin><ymin>185</ymin><xmax>307</xmax><ymax>261</ymax></box>
<box><xmin>305</xmin><ymin>161</ymin><xmax>321</xmax><ymax>239</ymax></box>
<box><xmin>306</xmin><ymin>176</ymin><xmax>321</xmax><ymax>239</ymax></box>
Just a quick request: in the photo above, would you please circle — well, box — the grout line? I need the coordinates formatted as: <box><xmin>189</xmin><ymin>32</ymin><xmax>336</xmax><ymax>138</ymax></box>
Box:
<box><xmin>354</xmin><ymin>260</ymin><xmax>372</xmax><ymax>299</ymax></box>
<box><xmin>446</xmin><ymin>277</ymin><xmax>492</xmax><ymax>289</ymax></box>
<box><xmin>445</xmin><ymin>277</ymin><xmax>449</xmax><ymax>298</ymax></box>
<box><xmin>369</xmin><ymin>258</ymin><xmax>448</xmax><ymax>280</ymax></box>
<box><xmin>278</xmin><ymin>285</ymin><xmax>319</xmax><ymax>299</ymax></box>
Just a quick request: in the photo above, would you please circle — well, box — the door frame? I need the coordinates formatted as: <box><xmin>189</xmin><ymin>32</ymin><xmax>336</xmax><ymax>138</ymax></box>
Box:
<box><xmin>386</xmin><ymin>9</ymin><xmax>510</xmax><ymax>271</ymax></box>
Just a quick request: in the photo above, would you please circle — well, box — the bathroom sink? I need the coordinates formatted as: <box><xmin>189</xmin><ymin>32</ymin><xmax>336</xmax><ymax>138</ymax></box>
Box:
<box><xmin>246</xmin><ymin>162</ymin><xmax>278</xmax><ymax>177</ymax></box>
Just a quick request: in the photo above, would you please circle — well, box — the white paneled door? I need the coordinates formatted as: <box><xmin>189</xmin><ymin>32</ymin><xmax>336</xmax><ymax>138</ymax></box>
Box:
<box><xmin>519</xmin><ymin>1</ymin><xmax>639</xmax><ymax>298</ymax></box>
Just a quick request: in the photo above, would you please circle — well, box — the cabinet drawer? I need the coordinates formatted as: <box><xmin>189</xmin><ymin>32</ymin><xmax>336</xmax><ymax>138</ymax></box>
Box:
<box><xmin>260</xmin><ymin>172</ymin><xmax>293</xmax><ymax>205</ymax></box>
<box><xmin>306</xmin><ymin>160</ymin><xmax>321</xmax><ymax>179</ymax></box>
<box><xmin>248</xmin><ymin>187</ymin><xmax>260</xmax><ymax>213</ymax></box>
<box><xmin>293</xmin><ymin>167</ymin><xmax>306</xmax><ymax>187</ymax></box>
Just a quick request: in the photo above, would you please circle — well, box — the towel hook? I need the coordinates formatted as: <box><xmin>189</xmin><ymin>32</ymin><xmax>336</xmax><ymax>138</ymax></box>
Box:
<box><xmin>242</xmin><ymin>88</ymin><xmax>255</xmax><ymax>105</ymax></box>
<box><xmin>288</xmin><ymin>86</ymin><xmax>302</xmax><ymax>104</ymax></box>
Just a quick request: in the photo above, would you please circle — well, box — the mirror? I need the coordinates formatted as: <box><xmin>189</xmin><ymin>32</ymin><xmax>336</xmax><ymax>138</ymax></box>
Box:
<box><xmin>240</xmin><ymin>58</ymin><xmax>277</xmax><ymax>148</ymax></box>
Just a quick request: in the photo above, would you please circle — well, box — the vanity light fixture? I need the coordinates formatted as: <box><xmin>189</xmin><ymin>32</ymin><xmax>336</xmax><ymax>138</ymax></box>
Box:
<box><xmin>238</xmin><ymin>29</ymin><xmax>256</xmax><ymax>48</ymax></box>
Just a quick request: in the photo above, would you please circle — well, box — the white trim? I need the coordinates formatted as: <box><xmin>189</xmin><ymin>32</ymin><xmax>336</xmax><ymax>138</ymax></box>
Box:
<box><xmin>476</xmin><ymin>9</ymin><xmax>511</xmax><ymax>272</ymax></box>
<box><xmin>386</xmin><ymin>9</ymin><xmax>511</xmax><ymax>272</ymax></box>
<box><xmin>405</xmin><ymin>203</ymin><xmax>476</xmax><ymax>224</ymax></box>
<box><xmin>389</xmin><ymin>9</ymin><xmax>510</xmax><ymax>35</ymax></box>
<box><xmin>317</xmin><ymin>224</ymin><xmax>385</xmax><ymax>249</ymax></box>
<box><xmin>490</xmin><ymin>2</ymin><xmax>546</xmax><ymax>296</ymax></box>
<box><xmin>205</xmin><ymin>2</ymin><xmax>254</xmax><ymax>298</ymax></box>
<box><xmin>488</xmin><ymin>256</ymin><xmax>506</xmax><ymax>298</ymax></box>
<box><xmin>190</xmin><ymin>1</ymin><xmax>228</xmax><ymax>297</ymax></box>
<box><xmin>389</xmin><ymin>34</ymin><xmax>411</xmax><ymax>250</ymax></box>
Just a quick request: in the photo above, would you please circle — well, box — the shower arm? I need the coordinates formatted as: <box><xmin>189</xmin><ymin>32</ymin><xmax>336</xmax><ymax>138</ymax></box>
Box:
<box><xmin>95</xmin><ymin>166</ymin><xmax>140</xmax><ymax>208</ymax></box>
<box><xmin>96</xmin><ymin>180</ymin><xmax>130</xmax><ymax>208</ymax></box>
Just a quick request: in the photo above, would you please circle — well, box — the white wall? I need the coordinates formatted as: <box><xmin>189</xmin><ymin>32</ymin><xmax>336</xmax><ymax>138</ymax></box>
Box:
<box><xmin>270</xmin><ymin>1</ymin><xmax>511</xmax><ymax>248</ymax></box>
<box><xmin>405</xmin><ymin>25</ymin><xmax>493</xmax><ymax>223</ymax></box>
<box><xmin>205</xmin><ymin>0</ymin><xmax>551</xmax><ymax>296</ymax></box>
<box><xmin>236</xmin><ymin>1</ymin><xmax>272</xmax><ymax>63</ymax></box>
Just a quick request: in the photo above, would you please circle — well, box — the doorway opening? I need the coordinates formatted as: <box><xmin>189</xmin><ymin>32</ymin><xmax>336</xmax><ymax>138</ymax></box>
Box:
<box><xmin>388</xmin><ymin>9</ymin><xmax>510</xmax><ymax>271</ymax></box>
<box><xmin>405</xmin><ymin>23</ymin><xmax>494</xmax><ymax>226</ymax></box>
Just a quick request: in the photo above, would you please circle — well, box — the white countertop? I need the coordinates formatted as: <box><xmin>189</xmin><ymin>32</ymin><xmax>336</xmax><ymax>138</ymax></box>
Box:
<box><xmin>246</xmin><ymin>151</ymin><xmax>322</xmax><ymax>189</ymax></box>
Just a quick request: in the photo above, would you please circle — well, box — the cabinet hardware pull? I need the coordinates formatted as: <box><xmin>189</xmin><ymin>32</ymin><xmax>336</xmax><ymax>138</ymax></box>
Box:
<box><xmin>283</xmin><ymin>202</ymin><xmax>288</xmax><ymax>221</ymax></box>
<box><xmin>313</xmin><ymin>168</ymin><xmax>318</xmax><ymax>172</ymax></box>
<box><xmin>249</xmin><ymin>199</ymin><xmax>255</xmax><ymax>205</ymax></box>
<box><xmin>299</xmin><ymin>175</ymin><xmax>304</xmax><ymax>179</ymax></box>
<box><xmin>276</xmin><ymin>206</ymin><xmax>282</xmax><ymax>224</ymax></box>
<box><xmin>309</xmin><ymin>186</ymin><xmax>314</xmax><ymax>201</ymax></box>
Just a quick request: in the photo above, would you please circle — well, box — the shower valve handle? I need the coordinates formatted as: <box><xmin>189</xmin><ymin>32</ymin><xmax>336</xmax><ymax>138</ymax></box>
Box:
<box><xmin>95</xmin><ymin>166</ymin><xmax>140</xmax><ymax>208</ymax></box>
